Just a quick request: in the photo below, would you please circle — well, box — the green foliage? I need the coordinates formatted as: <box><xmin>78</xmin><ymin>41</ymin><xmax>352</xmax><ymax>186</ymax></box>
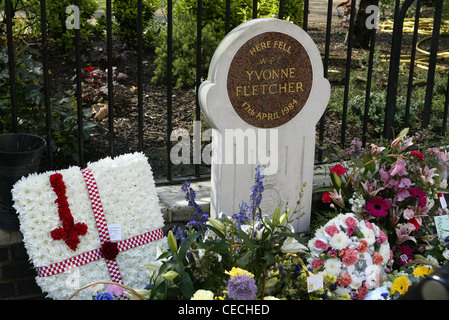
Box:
<box><xmin>151</xmin><ymin>0</ymin><xmax>304</xmax><ymax>89</ymax></box>
<box><xmin>112</xmin><ymin>0</ymin><xmax>159</xmax><ymax>48</ymax></box>
<box><xmin>348</xmin><ymin>91</ymin><xmax>422</xmax><ymax>136</ymax></box>
<box><xmin>151</xmin><ymin>9</ymin><xmax>221</xmax><ymax>89</ymax></box>
<box><xmin>21</xmin><ymin>0</ymin><xmax>99</xmax><ymax>52</ymax></box>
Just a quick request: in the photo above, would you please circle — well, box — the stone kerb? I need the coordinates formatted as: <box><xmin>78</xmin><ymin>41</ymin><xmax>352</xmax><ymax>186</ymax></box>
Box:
<box><xmin>199</xmin><ymin>18</ymin><xmax>330</xmax><ymax>232</ymax></box>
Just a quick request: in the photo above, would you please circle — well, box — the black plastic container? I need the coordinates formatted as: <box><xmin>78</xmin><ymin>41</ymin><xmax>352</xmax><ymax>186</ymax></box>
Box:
<box><xmin>0</xmin><ymin>133</ymin><xmax>46</xmax><ymax>231</ymax></box>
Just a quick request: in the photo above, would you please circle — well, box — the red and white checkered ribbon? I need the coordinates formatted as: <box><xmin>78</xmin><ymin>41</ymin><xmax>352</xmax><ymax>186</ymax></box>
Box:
<box><xmin>35</xmin><ymin>229</ymin><xmax>164</xmax><ymax>278</ymax></box>
<box><xmin>80</xmin><ymin>168</ymin><xmax>124</xmax><ymax>284</ymax></box>
<box><xmin>36</xmin><ymin>168</ymin><xmax>164</xmax><ymax>285</ymax></box>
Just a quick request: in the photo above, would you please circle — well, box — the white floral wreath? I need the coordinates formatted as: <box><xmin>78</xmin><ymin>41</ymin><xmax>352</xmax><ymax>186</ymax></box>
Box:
<box><xmin>12</xmin><ymin>152</ymin><xmax>167</xmax><ymax>300</ymax></box>
<box><xmin>307</xmin><ymin>213</ymin><xmax>392</xmax><ymax>300</ymax></box>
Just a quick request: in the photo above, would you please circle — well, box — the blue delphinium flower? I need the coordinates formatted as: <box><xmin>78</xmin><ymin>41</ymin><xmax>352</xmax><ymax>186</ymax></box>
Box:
<box><xmin>95</xmin><ymin>292</ymin><xmax>115</xmax><ymax>300</ymax></box>
<box><xmin>232</xmin><ymin>165</ymin><xmax>265</xmax><ymax>230</ymax></box>
<box><xmin>182</xmin><ymin>181</ymin><xmax>209</xmax><ymax>232</ymax></box>
<box><xmin>226</xmin><ymin>275</ymin><xmax>258</xmax><ymax>300</ymax></box>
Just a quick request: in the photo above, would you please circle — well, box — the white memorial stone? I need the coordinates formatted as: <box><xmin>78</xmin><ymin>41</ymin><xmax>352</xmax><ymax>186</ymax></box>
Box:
<box><xmin>199</xmin><ymin>18</ymin><xmax>330</xmax><ymax>232</ymax></box>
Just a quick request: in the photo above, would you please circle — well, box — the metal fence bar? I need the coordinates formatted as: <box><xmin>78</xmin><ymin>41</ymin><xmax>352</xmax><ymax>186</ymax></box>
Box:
<box><xmin>443</xmin><ymin>73</ymin><xmax>449</xmax><ymax>136</ymax></box>
<box><xmin>5</xmin><ymin>0</ymin><xmax>17</xmax><ymax>133</ymax></box>
<box><xmin>74</xmin><ymin>0</ymin><xmax>84</xmax><ymax>168</ymax></box>
<box><xmin>225</xmin><ymin>0</ymin><xmax>231</xmax><ymax>34</ymax></box>
<box><xmin>278</xmin><ymin>0</ymin><xmax>284</xmax><ymax>20</ymax></box>
<box><xmin>422</xmin><ymin>0</ymin><xmax>443</xmax><ymax>128</ymax></box>
<box><xmin>166</xmin><ymin>0</ymin><xmax>173</xmax><ymax>181</ymax></box>
<box><xmin>137</xmin><ymin>0</ymin><xmax>144</xmax><ymax>152</ymax></box>
<box><xmin>340</xmin><ymin>0</ymin><xmax>357</xmax><ymax>146</ymax></box>
<box><xmin>195</xmin><ymin>0</ymin><xmax>203</xmax><ymax>178</ymax></box>
<box><xmin>106</xmin><ymin>0</ymin><xmax>115</xmax><ymax>158</ymax></box>
<box><xmin>252</xmin><ymin>0</ymin><xmax>258</xmax><ymax>19</ymax></box>
<box><xmin>39</xmin><ymin>0</ymin><xmax>53</xmax><ymax>169</ymax></box>
<box><xmin>384</xmin><ymin>0</ymin><xmax>411</xmax><ymax>139</ymax></box>
<box><xmin>303</xmin><ymin>0</ymin><xmax>309</xmax><ymax>31</ymax></box>
<box><xmin>361</xmin><ymin>0</ymin><xmax>379</xmax><ymax>146</ymax></box>
<box><xmin>317</xmin><ymin>0</ymin><xmax>333</xmax><ymax>162</ymax></box>
<box><xmin>404</xmin><ymin>0</ymin><xmax>422</xmax><ymax>129</ymax></box>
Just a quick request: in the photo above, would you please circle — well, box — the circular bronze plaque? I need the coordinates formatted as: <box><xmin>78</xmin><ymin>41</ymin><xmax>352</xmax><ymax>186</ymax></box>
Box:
<box><xmin>227</xmin><ymin>32</ymin><xmax>313</xmax><ymax>128</ymax></box>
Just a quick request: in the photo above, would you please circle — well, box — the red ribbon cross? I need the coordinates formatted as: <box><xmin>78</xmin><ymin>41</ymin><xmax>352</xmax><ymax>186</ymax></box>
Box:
<box><xmin>49</xmin><ymin>173</ymin><xmax>88</xmax><ymax>251</ymax></box>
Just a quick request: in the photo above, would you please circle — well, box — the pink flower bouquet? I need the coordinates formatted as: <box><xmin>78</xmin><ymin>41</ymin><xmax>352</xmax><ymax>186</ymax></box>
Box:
<box><xmin>318</xmin><ymin>128</ymin><xmax>449</xmax><ymax>269</ymax></box>
<box><xmin>308</xmin><ymin>213</ymin><xmax>392</xmax><ymax>300</ymax></box>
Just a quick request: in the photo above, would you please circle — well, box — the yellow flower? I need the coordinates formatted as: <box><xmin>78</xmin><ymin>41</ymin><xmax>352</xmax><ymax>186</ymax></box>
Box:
<box><xmin>413</xmin><ymin>266</ymin><xmax>433</xmax><ymax>278</ymax></box>
<box><xmin>225</xmin><ymin>267</ymin><xmax>254</xmax><ymax>279</ymax></box>
<box><xmin>391</xmin><ymin>276</ymin><xmax>410</xmax><ymax>295</ymax></box>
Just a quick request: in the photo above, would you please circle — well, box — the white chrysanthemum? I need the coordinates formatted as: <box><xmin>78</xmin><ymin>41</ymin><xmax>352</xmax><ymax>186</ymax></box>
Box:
<box><xmin>329</xmin><ymin>232</ymin><xmax>350</xmax><ymax>250</ymax></box>
<box><xmin>324</xmin><ymin>258</ymin><xmax>342</xmax><ymax>276</ymax></box>
<box><xmin>379</xmin><ymin>243</ymin><xmax>391</xmax><ymax>263</ymax></box>
<box><xmin>360</xmin><ymin>227</ymin><xmax>376</xmax><ymax>246</ymax></box>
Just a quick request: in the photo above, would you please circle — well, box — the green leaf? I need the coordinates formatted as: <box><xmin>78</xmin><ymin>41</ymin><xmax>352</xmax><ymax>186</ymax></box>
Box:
<box><xmin>237</xmin><ymin>252</ymin><xmax>251</xmax><ymax>268</ymax></box>
<box><xmin>178</xmin><ymin>231</ymin><xmax>202</xmax><ymax>258</ymax></box>
<box><xmin>210</xmin><ymin>239</ymin><xmax>229</xmax><ymax>254</ymax></box>
<box><xmin>178</xmin><ymin>273</ymin><xmax>195</xmax><ymax>299</ymax></box>
<box><xmin>236</xmin><ymin>229</ymin><xmax>255</xmax><ymax>251</ymax></box>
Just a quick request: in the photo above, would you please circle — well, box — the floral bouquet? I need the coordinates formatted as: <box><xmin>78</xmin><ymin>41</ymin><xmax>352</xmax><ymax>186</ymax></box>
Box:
<box><xmin>142</xmin><ymin>166</ymin><xmax>338</xmax><ymax>300</ymax></box>
<box><xmin>319</xmin><ymin>128</ymin><xmax>449</xmax><ymax>269</ymax></box>
<box><xmin>307</xmin><ymin>213</ymin><xmax>392</xmax><ymax>300</ymax></box>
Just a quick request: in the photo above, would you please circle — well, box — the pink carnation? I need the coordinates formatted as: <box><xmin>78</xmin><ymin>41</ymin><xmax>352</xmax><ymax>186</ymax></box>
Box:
<box><xmin>339</xmin><ymin>272</ymin><xmax>352</xmax><ymax>287</ymax></box>
<box><xmin>314</xmin><ymin>239</ymin><xmax>329</xmax><ymax>251</ymax></box>
<box><xmin>356</xmin><ymin>240</ymin><xmax>369</xmax><ymax>253</ymax></box>
<box><xmin>342</xmin><ymin>248</ymin><xmax>358</xmax><ymax>266</ymax></box>
<box><xmin>325</xmin><ymin>225</ymin><xmax>340</xmax><ymax>237</ymax></box>
<box><xmin>377</xmin><ymin>230</ymin><xmax>387</xmax><ymax>244</ymax></box>
<box><xmin>312</xmin><ymin>259</ymin><xmax>325</xmax><ymax>270</ymax></box>
<box><xmin>345</xmin><ymin>216</ymin><xmax>357</xmax><ymax>228</ymax></box>
<box><xmin>372</xmin><ymin>251</ymin><xmax>384</xmax><ymax>265</ymax></box>
<box><xmin>346</xmin><ymin>226</ymin><xmax>355</xmax><ymax>236</ymax></box>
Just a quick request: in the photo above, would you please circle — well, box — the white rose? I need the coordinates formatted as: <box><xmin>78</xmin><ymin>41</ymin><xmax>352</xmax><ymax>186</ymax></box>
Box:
<box><xmin>191</xmin><ymin>289</ymin><xmax>214</xmax><ymax>300</ymax></box>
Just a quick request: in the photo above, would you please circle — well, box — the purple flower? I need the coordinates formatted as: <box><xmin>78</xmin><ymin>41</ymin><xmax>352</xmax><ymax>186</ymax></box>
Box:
<box><xmin>226</xmin><ymin>275</ymin><xmax>258</xmax><ymax>300</ymax></box>
<box><xmin>95</xmin><ymin>292</ymin><xmax>115</xmax><ymax>300</ymax></box>
<box><xmin>366</xmin><ymin>197</ymin><xmax>390</xmax><ymax>217</ymax></box>
<box><xmin>397</xmin><ymin>245</ymin><xmax>414</xmax><ymax>266</ymax></box>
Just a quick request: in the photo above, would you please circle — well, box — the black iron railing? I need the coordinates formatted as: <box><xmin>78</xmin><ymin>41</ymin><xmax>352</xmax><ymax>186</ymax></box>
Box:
<box><xmin>1</xmin><ymin>0</ymin><xmax>448</xmax><ymax>184</ymax></box>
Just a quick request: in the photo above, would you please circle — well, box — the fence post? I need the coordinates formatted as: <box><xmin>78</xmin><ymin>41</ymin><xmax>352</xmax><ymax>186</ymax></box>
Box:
<box><xmin>5</xmin><ymin>0</ymin><xmax>17</xmax><ymax>133</ymax></box>
<box><xmin>422</xmin><ymin>0</ymin><xmax>444</xmax><ymax>129</ymax></box>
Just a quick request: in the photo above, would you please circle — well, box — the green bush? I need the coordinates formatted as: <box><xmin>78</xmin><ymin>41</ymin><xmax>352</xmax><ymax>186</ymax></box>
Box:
<box><xmin>22</xmin><ymin>0</ymin><xmax>99</xmax><ymax>52</ymax></box>
<box><xmin>151</xmin><ymin>0</ymin><xmax>304</xmax><ymax>89</ymax></box>
<box><xmin>112</xmin><ymin>0</ymin><xmax>159</xmax><ymax>48</ymax></box>
<box><xmin>151</xmin><ymin>9</ymin><xmax>221</xmax><ymax>89</ymax></box>
<box><xmin>348</xmin><ymin>91</ymin><xmax>422</xmax><ymax>136</ymax></box>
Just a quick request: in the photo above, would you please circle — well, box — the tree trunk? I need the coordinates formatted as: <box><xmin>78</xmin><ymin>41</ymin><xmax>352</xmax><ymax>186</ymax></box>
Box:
<box><xmin>352</xmin><ymin>0</ymin><xmax>377</xmax><ymax>48</ymax></box>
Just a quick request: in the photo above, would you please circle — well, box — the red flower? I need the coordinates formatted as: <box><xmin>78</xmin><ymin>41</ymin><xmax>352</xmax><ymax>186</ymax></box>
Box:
<box><xmin>411</xmin><ymin>150</ymin><xmax>424</xmax><ymax>162</ymax></box>
<box><xmin>409</xmin><ymin>218</ymin><xmax>421</xmax><ymax>231</ymax></box>
<box><xmin>322</xmin><ymin>191</ymin><xmax>332</xmax><ymax>203</ymax></box>
<box><xmin>330</xmin><ymin>164</ymin><xmax>347</xmax><ymax>176</ymax></box>
<box><xmin>101</xmin><ymin>241</ymin><xmax>119</xmax><ymax>260</ymax></box>
<box><xmin>83</xmin><ymin>66</ymin><xmax>95</xmax><ymax>72</ymax></box>
<box><xmin>409</xmin><ymin>187</ymin><xmax>427</xmax><ymax>208</ymax></box>
<box><xmin>366</xmin><ymin>197</ymin><xmax>390</xmax><ymax>217</ymax></box>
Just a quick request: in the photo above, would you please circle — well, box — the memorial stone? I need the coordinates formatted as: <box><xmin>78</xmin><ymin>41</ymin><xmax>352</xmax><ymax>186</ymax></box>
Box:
<box><xmin>199</xmin><ymin>18</ymin><xmax>330</xmax><ymax>232</ymax></box>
